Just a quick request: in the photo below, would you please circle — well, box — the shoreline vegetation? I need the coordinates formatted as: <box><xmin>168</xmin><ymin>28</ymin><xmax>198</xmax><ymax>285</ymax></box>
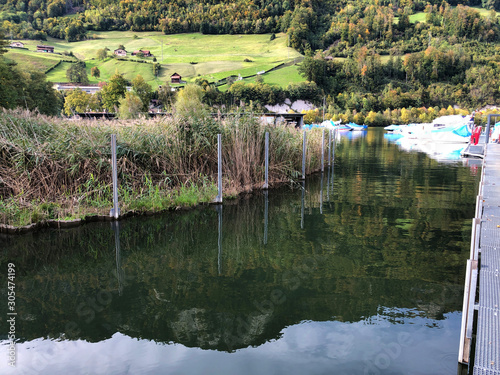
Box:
<box><xmin>0</xmin><ymin>109</ymin><xmax>325</xmax><ymax>231</ymax></box>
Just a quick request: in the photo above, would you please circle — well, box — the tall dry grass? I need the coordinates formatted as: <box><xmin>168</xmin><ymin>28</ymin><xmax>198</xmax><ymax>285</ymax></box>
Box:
<box><xmin>0</xmin><ymin>109</ymin><xmax>325</xmax><ymax>224</ymax></box>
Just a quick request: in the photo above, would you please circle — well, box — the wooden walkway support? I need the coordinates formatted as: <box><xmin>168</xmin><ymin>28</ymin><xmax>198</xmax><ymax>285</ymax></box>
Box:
<box><xmin>459</xmin><ymin>142</ymin><xmax>500</xmax><ymax>375</ymax></box>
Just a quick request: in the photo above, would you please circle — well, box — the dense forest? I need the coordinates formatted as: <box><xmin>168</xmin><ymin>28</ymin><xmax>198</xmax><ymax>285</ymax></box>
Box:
<box><xmin>1</xmin><ymin>0</ymin><xmax>499</xmax><ymax>49</ymax></box>
<box><xmin>1</xmin><ymin>0</ymin><xmax>500</xmax><ymax>118</ymax></box>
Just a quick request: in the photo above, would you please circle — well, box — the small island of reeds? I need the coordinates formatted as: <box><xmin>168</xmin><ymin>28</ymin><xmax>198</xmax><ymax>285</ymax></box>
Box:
<box><xmin>0</xmin><ymin>109</ymin><xmax>325</xmax><ymax>228</ymax></box>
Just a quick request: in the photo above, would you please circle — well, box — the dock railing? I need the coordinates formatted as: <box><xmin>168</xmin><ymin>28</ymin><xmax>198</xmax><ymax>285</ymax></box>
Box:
<box><xmin>458</xmin><ymin>159</ymin><xmax>484</xmax><ymax>365</ymax></box>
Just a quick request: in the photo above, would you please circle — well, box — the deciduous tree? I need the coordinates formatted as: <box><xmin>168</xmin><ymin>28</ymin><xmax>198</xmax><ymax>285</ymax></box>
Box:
<box><xmin>64</xmin><ymin>88</ymin><xmax>100</xmax><ymax>116</ymax></box>
<box><xmin>91</xmin><ymin>66</ymin><xmax>100</xmax><ymax>78</ymax></box>
<box><xmin>131</xmin><ymin>74</ymin><xmax>152</xmax><ymax>111</ymax></box>
<box><xmin>158</xmin><ymin>82</ymin><xmax>175</xmax><ymax>110</ymax></box>
<box><xmin>118</xmin><ymin>92</ymin><xmax>143</xmax><ymax>119</ymax></box>
<box><xmin>96</xmin><ymin>48</ymin><xmax>108</xmax><ymax>60</ymax></box>
<box><xmin>100</xmin><ymin>71</ymin><xmax>127</xmax><ymax>111</ymax></box>
<box><xmin>66</xmin><ymin>61</ymin><xmax>89</xmax><ymax>84</ymax></box>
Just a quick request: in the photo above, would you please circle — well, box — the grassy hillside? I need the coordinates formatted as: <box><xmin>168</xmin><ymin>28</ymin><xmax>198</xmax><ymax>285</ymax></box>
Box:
<box><xmin>216</xmin><ymin>64</ymin><xmax>305</xmax><ymax>91</ymax></box>
<box><xmin>4</xmin><ymin>48</ymin><xmax>76</xmax><ymax>73</ymax></box>
<box><xmin>4</xmin><ymin>32</ymin><xmax>303</xmax><ymax>88</ymax></box>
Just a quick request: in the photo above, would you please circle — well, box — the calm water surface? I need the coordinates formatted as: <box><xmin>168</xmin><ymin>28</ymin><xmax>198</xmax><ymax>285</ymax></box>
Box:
<box><xmin>0</xmin><ymin>129</ymin><xmax>480</xmax><ymax>374</ymax></box>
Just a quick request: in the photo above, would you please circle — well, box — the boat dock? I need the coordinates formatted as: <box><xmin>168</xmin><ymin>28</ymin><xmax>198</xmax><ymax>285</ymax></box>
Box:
<box><xmin>459</xmin><ymin>141</ymin><xmax>500</xmax><ymax>375</ymax></box>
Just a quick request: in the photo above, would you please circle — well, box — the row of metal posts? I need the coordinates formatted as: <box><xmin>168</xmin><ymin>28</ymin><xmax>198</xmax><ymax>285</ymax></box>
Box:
<box><xmin>109</xmin><ymin>129</ymin><xmax>337</xmax><ymax>218</ymax></box>
<box><xmin>111</xmin><ymin>129</ymin><xmax>337</xmax><ymax>280</ymax></box>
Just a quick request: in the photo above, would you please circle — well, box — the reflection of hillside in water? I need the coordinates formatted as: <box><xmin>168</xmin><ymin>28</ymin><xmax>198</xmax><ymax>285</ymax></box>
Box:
<box><xmin>0</xmin><ymin>129</ymin><xmax>478</xmax><ymax>352</ymax></box>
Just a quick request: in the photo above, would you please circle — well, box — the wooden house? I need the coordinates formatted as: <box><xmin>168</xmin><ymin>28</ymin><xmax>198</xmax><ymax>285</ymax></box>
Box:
<box><xmin>114</xmin><ymin>49</ymin><xmax>127</xmax><ymax>57</ymax></box>
<box><xmin>170</xmin><ymin>73</ymin><xmax>182</xmax><ymax>84</ymax></box>
<box><xmin>37</xmin><ymin>45</ymin><xmax>54</xmax><ymax>53</ymax></box>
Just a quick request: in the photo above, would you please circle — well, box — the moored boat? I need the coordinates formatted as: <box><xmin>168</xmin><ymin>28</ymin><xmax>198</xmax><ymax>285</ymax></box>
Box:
<box><xmin>347</xmin><ymin>122</ymin><xmax>368</xmax><ymax>131</ymax></box>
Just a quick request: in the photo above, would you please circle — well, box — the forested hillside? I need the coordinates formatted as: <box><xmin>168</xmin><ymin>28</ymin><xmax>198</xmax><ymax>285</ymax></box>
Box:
<box><xmin>1</xmin><ymin>0</ymin><xmax>500</xmax><ymax>117</ymax></box>
<box><xmin>0</xmin><ymin>0</ymin><xmax>497</xmax><ymax>49</ymax></box>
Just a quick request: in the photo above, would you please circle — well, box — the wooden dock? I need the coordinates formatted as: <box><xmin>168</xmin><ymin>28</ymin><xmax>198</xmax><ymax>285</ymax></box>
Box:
<box><xmin>459</xmin><ymin>142</ymin><xmax>500</xmax><ymax>374</ymax></box>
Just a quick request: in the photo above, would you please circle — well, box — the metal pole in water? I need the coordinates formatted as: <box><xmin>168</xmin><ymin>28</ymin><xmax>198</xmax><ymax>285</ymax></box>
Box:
<box><xmin>321</xmin><ymin>129</ymin><xmax>325</xmax><ymax>172</ymax></box>
<box><xmin>110</xmin><ymin>134</ymin><xmax>120</xmax><ymax>219</ymax></box>
<box><xmin>217</xmin><ymin>204</ymin><xmax>222</xmax><ymax>275</ymax></box>
<box><xmin>320</xmin><ymin>172</ymin><xmax>323</xmax><ymax>215</ymax></box>
<box><xmin>326</xmin><ymin>162</ymin><xmax>330</xmax><ymax>201</ymax></box>
<box><xmin>302</xmin><ymin>130</ymin><xmax>306</xmax><ymax>180</ymax></box>
<box><xmin>264</xmin><ymin>190</ymin><xmax>268</xmax><ymax>245</ymax></box>
<box><xmin>300</xmin><ymin>181</ymin><xmax>305</xmax><ymax>229</ymax></box>
<box><xmin>112</xmin><ymin>221</ymin><xmax>123</xmax><ymax>295</ymax></box>
<box><xmin>328</xmin><ymin>129</ymin><xmax>332</xmax><ymax>166</ymax></box>
<box><xmin>216</xmin><ymin>133</ymin><xmax>223</xmax><ymax>203</ymax></box>
<box><xmin>332</xmin><ymin>129</ymin><xmax>336</xmax><ymax>160</ymax></box>
<box><xmin>263</xmin><ymin>132</ymin><xmax>269</xmax><ymax>189</ymax></box>
<box><xmin>331</xmin><ymin>162</ymin><xmax>335</xmax><ymax>190</ymax></box>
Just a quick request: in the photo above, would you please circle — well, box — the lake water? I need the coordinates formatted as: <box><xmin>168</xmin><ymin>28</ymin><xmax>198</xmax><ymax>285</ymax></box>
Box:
<box><xmin>0</xmin><ymin>128</ymin><xmax>480</xmax><ymax>375</ymax></box>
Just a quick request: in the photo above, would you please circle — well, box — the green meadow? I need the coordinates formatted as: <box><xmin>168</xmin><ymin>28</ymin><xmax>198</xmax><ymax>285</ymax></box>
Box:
<box><xmin>5</xmin><ymin>32</ymin><xmax>304</xmax><ymax>88</ymax></box>
<box><xmin>470</xmin><ymin>6</ymin><xmax>500</xmax><ymax>17</ymax></box>
<box><xmin>405</xmin><ymin>7</ymin><xmax>499</xmax><ymax>24</ymax></box>
<box><xmin>217</xmin><ymin>64</ymin><xmax>304</xmax><ymax>91</ymax></box>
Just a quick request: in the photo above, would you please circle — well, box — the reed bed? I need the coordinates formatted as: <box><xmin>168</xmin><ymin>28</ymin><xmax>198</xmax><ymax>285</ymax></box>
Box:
<box><xmin>0</xmin><ymin>109</ymin><xmax>325</xmax><ymax>226</ymax></box>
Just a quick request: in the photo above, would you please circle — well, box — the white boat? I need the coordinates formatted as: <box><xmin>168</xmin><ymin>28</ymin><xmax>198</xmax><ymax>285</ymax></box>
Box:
<box><xmin>347</xmin><ymin>122</ymin><xmax>368</xmax><ymax>131</ymax></box>
<box><xmin>384</xmin><ymin>124</ymin><xmax>405</xmax><ymax>132</ymax></box>
<box><xmin>428</xmin><ymin>115</ymin><xmax>474</xmax><ymax>143</ymax></box>
<box><xmin>429</xmin><ymin>123</ymin><xmax>473</xmax><ymax>143</ymax></box>
<box><xmin>396</xmin><ymin>115</ymin><xmax>474</xmax><ymax>143</ymax></box>
<box><xmin>319</xmin><ymin>120</ymin><xmax>352</xmax><ymax>131</ymax></box>
<box><xmin>384</xmin><ymin>124</ymin><xmax>410</xmax><ymax>134</ymax></box>
<box><xmin>397</xmin><ymin>123</ymin><xmax>434</xmax><ymax>139</ymax></box>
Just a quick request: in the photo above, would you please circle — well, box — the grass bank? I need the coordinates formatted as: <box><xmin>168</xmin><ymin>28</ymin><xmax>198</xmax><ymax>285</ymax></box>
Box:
<box><xmin>0</xmin><ymin>109</ymin><xmax>325</xmax><ymax>227</ymax></box>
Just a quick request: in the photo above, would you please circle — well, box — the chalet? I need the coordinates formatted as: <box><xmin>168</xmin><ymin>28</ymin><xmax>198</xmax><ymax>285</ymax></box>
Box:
<box><xmin>9</xmin><ymin>42</ymin><xmax>24</xmax><ymax>48</ymax></box>
<box><xmin>37</xmin><ymin>45</ymin><xmax>54</xmax><ymax>53</ymax></box>
<box><xmin>170</xmin><ymin>73</ymin><xmax>182</xmax><ymax>84</ymax></box>
<box><xmin>131</xmin><ymin>50</ymin><xmax>152</xmax><ymax>57</ymax></box>
<box><xmin>114</xmin><ymin>49</ymin><xmax>127</xmax><ymax>57</ymax></box>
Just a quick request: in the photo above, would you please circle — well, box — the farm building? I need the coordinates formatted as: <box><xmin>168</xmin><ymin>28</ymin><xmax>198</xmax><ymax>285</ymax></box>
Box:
<box><xmin>53</xmin><ymin>83</ymin><xmax>134</xmax><ymax>94</ymax></box>
<box><xmin>9</xmin><ymin>42</ymin><xmax>24</xmax><ymax>48</ymax></box>
<box><xmin>53</xmin><ymin>83</ymin><xmax>101</xmax><ymax>94</ymax></box>
<box><xmin>132</xmin><ymin>50</ymin><xmax>152</xmax><ymax>57</ymax></box>
<box><xmin>37</xmin><ymin>45</ymin><xmax>54</xmax><ymax>53</ymax></box>
<box><xmin>170</xmin><ymin>73</ymin><xmax>182</xmax><ymax>84</ymax></box>
<box><xmin>114</xmin><ymin>49</ymin><xmax>127</xmax><ymax>57</ymax></box>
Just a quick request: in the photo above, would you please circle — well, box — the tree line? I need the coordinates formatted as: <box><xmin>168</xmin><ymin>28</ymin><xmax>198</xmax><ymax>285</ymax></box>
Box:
<box><xmin>1</xmin><ymin>0</ymin><xmax>500</xmax><ymax>118</ymax></box>
<box><xmin>0</xmin><ymin>33</ymin><xmax>61</xmax><ymax>115</ymax></box>
<box><xmin>0</xmin><ymin>0</ymin><xmax>498</xmax><ymax>49</ymax></box>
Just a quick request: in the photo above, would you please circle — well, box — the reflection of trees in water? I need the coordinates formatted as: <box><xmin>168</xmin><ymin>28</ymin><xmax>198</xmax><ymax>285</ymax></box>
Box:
<box><xmin>0</xmin><ymin>130</ymin><xmax>478</xmax><ymax>350</ymax></box>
